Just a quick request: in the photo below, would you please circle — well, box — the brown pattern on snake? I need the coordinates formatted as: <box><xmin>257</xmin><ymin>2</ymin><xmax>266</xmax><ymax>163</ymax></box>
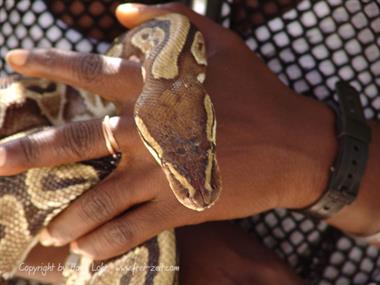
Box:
<box><xmin>0</xmin><ymin>225</ymin><xmax>5</xmax><ymax>240</ymax></box>
<box><xmin>123</xmin><ymin>14</ymin><xmax>221</xmax><ymax>211</ymax></box>
<box><xmin>0</xmin><ymin>13</ymin><xmax>219</xmax><ymax>284</ymax></box>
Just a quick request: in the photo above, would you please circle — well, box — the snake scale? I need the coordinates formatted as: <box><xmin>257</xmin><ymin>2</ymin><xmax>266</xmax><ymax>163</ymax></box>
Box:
<box><xmin>0</xmin><ymin>13</ymin><xmax>221</xmax><ymax>285</ymax></box>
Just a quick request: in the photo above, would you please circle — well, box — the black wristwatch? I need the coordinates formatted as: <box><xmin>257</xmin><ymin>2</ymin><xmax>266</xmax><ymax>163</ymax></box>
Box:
<box><xmin>304</xmin><ymin>81</ymin><xmax>372</xmax><ymax>219</ymax></box>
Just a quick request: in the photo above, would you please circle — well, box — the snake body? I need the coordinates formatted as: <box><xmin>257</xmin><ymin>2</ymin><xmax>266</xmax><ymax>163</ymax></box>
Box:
<box><xmin>0</xmin><ymin>13</ymin><xmax>221</xmax><ymax>284</ymax></box>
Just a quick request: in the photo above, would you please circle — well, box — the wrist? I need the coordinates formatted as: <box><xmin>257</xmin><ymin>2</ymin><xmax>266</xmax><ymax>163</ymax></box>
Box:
<box><xmin>326</xmin><ymin>121</ymin><xmax>380</xmax><ymax>236</ymax></box>
<box><xmin>280</xmin><ymin>94</ymin><xmax>380</xmax><ymax>238</ymax></box>
<box><xmin>274</xmin><ymin>94</ymin><xmax>338</xmax><ymax>209</ymax></box>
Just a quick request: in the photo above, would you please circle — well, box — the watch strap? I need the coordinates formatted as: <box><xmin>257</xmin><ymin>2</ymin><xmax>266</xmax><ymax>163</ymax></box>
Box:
<box><xmin>304</xmin><ymin>81</ymin><xmax>371</xmax><ymax>219</ymax></box>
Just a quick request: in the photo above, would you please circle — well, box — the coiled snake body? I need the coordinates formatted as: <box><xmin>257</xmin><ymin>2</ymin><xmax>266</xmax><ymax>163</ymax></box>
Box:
<box><xmin>0</xmin><ymin>13</ymin><xmax>221</xmax><ymax>285</ymax></box>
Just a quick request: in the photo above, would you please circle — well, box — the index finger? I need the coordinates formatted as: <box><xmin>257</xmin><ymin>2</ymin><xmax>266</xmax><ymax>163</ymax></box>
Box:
<box><xmin>6</xmin><ymin>49</ymin><xmax>143</xmax><ymax>104</ymax></box>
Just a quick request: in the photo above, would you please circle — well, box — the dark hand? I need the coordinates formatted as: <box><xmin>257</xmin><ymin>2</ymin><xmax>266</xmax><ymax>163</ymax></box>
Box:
<box><xmin>4</xmin><ymin>3</ymin><xmax>336</xmax><ymax>260</ymax></box>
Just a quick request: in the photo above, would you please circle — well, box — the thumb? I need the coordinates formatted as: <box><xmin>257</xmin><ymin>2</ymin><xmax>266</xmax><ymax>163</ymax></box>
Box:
<box><xmin>115</xmin><ymin>2</ymin><xmax>222</xmax><ymax>39</ymax></box>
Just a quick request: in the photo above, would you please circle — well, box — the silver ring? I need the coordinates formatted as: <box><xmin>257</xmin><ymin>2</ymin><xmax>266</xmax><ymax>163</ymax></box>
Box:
<box><xmin>102</xmin><ymin>115</ymin><xmax>120</xmax><ymax>156</ymax></box>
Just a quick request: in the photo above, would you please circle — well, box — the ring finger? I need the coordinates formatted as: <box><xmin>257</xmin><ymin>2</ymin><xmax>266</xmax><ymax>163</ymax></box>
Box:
<box><xmin>0</xmin><ymin>116</ymin><xmax>142</xmax><ymax>176</ymax></box>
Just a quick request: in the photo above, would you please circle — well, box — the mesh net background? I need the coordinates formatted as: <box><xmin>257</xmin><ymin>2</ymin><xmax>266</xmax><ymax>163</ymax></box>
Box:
<box><xmin>1</xmin><ymin>0</ymin><xmax>380</xmax><ymax>284</ymax></box>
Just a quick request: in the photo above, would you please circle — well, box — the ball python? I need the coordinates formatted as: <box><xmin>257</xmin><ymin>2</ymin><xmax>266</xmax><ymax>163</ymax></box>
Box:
<box><xmin>0</xmin><ymin>13</ymin><xmax>221</xmax><ymax>285</ymax></box>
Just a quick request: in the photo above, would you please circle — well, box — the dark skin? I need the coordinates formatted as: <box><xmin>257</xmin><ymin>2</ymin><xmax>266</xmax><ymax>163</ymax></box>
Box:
<box><xmin>3</xmin><ymin>1</ymin><xmax>380</xmax><ymax>284</ymax></box>
<box><xmin>5</xmin><ymin>3</ymin><xmax>337</xmax><ymax>256</ymax></box>
<box><xmin>17</xmin><ymin>222</ymin><xmax>307</xmax><ymax>285</ymax></box>
<box><xmin>176</xmin><ymin>222</ymin><xmax>306</xmax><ymax>285</ymax></box>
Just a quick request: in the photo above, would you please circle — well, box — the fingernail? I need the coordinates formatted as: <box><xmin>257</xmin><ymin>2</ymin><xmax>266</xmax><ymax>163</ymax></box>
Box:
<box><xmin>117</xmin><ymin>3</ymin><xmax>144</xmax><ymax>13</ymax></box>
<box><xmin>39</xmin><ymin>229</ymin><xmax>59</xmax><ymax>247</ymax></box>
<box><xmin>6</xmin><ymin>49</ymin><xmax>29</xmax><ymax>67</ymax></box>
<box><xmin>0</xmin><ymin>147</ymin><xmax>6</xmax><ymax>167</ymax></box>
<box><xmin>71</xmin><ymin>241</ymin><xmax>92</xmax><ymax>258</ymax></box>
<box><xmin>70</xmin><ymin>241</ymin><xmax>80</xmax><ymax>254</ymax></box>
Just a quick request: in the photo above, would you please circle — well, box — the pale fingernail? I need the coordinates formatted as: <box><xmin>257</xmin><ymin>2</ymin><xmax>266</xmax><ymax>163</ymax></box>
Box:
<box><xmin>71</xmin><ymin>241</ymin><xmax>92</xmax><ymax>258</ymax></box>
<box><xmin>6</xmin><ymin>49</ymin><xmax>29</xmax><ymax>67</ymax></box>
<box><xmin>39</xmin><ymin>229</ymin><xmax>59</xmax><ymax>247</ymax></box>
<box><xmin>0</xmin><ymin>147</ymin><xmax>6</xmax><ymax>167</ymax></box>
<box><xmin>117</xmin><ymin>3</ymin><xmax>144</xmax><ymax>13</ymax></box>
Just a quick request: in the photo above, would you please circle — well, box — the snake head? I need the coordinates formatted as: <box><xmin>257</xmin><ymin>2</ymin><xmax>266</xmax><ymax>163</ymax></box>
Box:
<box><xmin>134</xmin><ymin>91</ymin><xmax>222</xmax><ymax>212</ymax></box>
<box><xmin>127</xmin><ymin>13</ymin><xmax>222</xmax><ymax>211</ymax></box>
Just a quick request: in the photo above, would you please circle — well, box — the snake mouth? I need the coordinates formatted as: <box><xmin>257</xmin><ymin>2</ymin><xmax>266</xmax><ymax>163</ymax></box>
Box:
<box><xmin>163</xmin><ymin>164</ymin><xmax>221</xmax><ymax>212</ymax></box>
<box><xmin>190</xmin><ymin>191</ymin><xmax>220</xmax><ymax>211</ymax></box>
<box><xmin>172</xmin><ymin>185</ymin><xmax>220</xmax><ymax>212</ymax></box>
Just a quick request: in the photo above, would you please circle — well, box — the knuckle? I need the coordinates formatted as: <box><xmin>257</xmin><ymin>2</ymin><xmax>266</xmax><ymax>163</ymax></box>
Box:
<box><xmin>156</xmin><ymin>204</ymin><xmax>176</xmax><ymax>224</ymax></box>
<box><xmin>36</xmin><ymin>48</ymin><xmax>56</xmax><ymax>68</ymax></box>
<box><xmin>106</xmin><ymin>220</ymin><xmax>136</xmax><ymax>247</ymax></box>
<box><xmin>86</xmin><ymin>243</ymin><xmax>103</xmax><ymax>260</ymax></box>
<box><xmin>18</xmin><ymin>136</ymin><xmax>40</xmax><ymax>165</ymax></box>
<box><xmin>61</xmin><ymin>121</ymin><xmax>101</xmax><ymax>158</ymax></box>
<box><xmin>48</xmin><ymin>225</ymin><xmax>73</xmax><ymax>243</ymax></box>
<box><xmin>43</xmin><ymin>48</ymin><xmax>57</xmax><ymax>62</ymax></box>
<box><xmin>74</xmin><ymin>53</ymin><xmax>103</xmax><ymax>84</ymax></box>
<box><xmin>78</xmin><ymin>238</ymin><xmax>103</xmax><ymax>260</ymax></box>
<box><xmin>111</xmin><ymin>178</ymin><xmax>131</xmax><ymax>201</ymax></box>
<box><xmin>78</xmin><ymin>190</ymin><xmax>115</xmax><ymax>224</ymax></box>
